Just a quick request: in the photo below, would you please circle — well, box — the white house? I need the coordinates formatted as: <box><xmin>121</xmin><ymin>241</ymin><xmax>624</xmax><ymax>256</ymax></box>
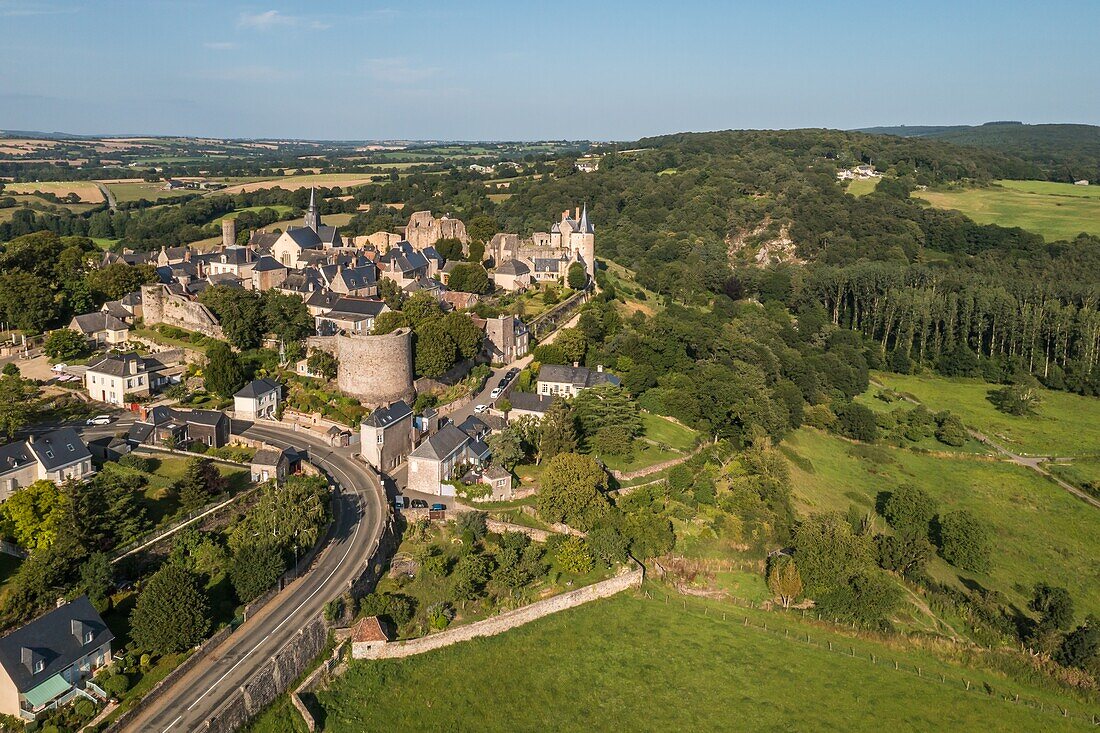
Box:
<box><xmin>233</xmin><ymin>378</ymin><xmax>281</xmax><ymax>420</ymax></box>
<box><xmin>84</xmin><ymin>353</ymin><xmax>151</xmax><ymax>406</ymax></box>
<box><xmin>536</xmin><ymin>364</ymin><xmax>620</xmax><ymax>399</ymax></box>
<box><xmin>0</xmin><ymin>428</ymin><xmax>94</xmax><ymax>501</ymax></box>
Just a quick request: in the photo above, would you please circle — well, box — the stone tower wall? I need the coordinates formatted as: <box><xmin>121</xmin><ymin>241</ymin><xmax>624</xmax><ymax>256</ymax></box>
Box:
<box><xmin>140</xmin><ymin>284</ymin><xmax>226</xmax><ymax>340</ymax></box>
<box><xmin>222</xmin><ymin>218</ymin><xmax>237</xmax><ymax>249</ymax></box>
<box><xmin>334</xmin><ymin>328</ymin><xmax>415</xmax><ymax>406</ymax></box>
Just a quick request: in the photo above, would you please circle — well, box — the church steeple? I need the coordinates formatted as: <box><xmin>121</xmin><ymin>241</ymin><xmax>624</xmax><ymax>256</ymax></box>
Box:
<box><xmin>579</xmin><ymin>203</ymin><xmax>593</xmax><ymax>233</ymax></box>
<box><xmin>304</xmin><ymin>187</ymin><xmax>321</xmax><ymax>232</ymax></box>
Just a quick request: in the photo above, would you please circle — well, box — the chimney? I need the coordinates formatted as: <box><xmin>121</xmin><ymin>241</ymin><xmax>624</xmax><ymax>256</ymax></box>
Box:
<box><xmin>128</xmin><ymin>357</ymin><xmax>139</xmax><ymax>375</ymax></box>
<box><xmin>184</xmin><ymin>249</ymin><xmax>191</xmax><ymax>263</ymax></box>
<box><xmin>575</xmin><ymin>206</ymin><xmax>580</xmax><ymax>219</ymax></box>
<box><xmin>562</xmin><ymin>209</ymin><xmax>570</xmax><ymax>222</ymax></box>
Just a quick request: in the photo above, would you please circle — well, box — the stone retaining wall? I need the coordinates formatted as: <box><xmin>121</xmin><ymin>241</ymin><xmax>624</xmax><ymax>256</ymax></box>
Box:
<box><xmin>105</xmin><ymin>625</ymin><xmax>234</xmax><ymax>732</ymax></box>
<box><xmin>352</xmin><ymin>563</ymin><xmax>643</xmax><ymax>660</ymax></box>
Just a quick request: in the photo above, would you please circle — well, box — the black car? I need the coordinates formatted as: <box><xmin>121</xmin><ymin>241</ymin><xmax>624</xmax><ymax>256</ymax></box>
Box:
<box><xmin>410</xmin><ymin>499</ymin><xmax>429</xmax><ymax>509</ymax></box>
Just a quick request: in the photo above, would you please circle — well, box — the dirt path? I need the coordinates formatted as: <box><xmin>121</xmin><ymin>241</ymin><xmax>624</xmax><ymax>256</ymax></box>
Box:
<box><xmin>869</xmin><ymin>378</ymin><xmax>1100</xmax><ymax>510</ymax></box>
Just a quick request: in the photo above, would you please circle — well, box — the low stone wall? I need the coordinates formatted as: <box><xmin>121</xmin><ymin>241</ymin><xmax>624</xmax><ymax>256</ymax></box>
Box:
<box><xmin>352</xmin><ymin>563</ymin><xmax>643</xmax><ymax>660</ymax></box>
<box><xmin>201</xmin><ymin>618</ymin><xmax>329</xmax><ymax>733</ymax></box>
<box><xmin>105</xmin><ymin>624</ymin><xmax>234</xmax><ymax>732</ymax></box>
<box><xmin>485</xmin><ymin>518</ymin><xmax>556</xmax><ymax>543</ymax></box>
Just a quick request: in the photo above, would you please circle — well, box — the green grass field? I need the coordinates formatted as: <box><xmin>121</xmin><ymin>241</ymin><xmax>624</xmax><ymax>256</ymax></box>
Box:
<box><xmin>781</xmin><ymin>428</ymin><xmax>1100</xmax><ymax>617</ymax></box>
<box><xmin>914</xmin><ymin>179</ymin><xmax>1100</xmax><ymax>241</ymax></box>
<box><xmin>871</xmin><ymin>372</ymin><xmax>1100</xmax><ymax>456</ymax></box>
<box><xmin>104</xmin><ymin>180</ymin><xmax>199</xmax><ymax>203</ymax></box>
<box><xmin>277</xmin><ymin>593</ymin><xmax>1094</xmax><ymax>732</ymax></box>
<box><xmin>846</xmin><ymin>177</ymin><xmax>880</xmax><ymax>196</ymax></box>
<box><xmin>3</xmin><ymin>180</ymin><xmax>105</xmax><ymax>203</ymax></box>
<box><xmin>213</xmin><ymin>205</ymin><xmax>295</xmax><ymax>223</ymax></box>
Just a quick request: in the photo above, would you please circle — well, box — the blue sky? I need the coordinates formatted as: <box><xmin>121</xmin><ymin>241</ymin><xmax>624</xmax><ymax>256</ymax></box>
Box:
<box><xmin>2</xmin><ymin>0</ymin><xmax>1098</xmax><ymax>140</ymax></box>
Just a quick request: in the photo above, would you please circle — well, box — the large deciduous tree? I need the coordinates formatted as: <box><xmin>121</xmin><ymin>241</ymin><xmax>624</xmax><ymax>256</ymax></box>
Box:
<box><xmin>536</xmin><ymin>453</ymin><xmax>609</xmax><ymax>531</ymax></box>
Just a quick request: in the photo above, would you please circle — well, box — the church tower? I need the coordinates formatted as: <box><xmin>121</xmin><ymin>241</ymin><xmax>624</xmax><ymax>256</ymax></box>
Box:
<box><xmin>304</xmin><ymin>187</ymin><xmax>322</xmax><ymax>232</ymax></box>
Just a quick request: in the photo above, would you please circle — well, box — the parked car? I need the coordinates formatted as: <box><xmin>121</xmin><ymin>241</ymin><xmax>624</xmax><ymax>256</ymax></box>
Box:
<box><xmin>410</xmin><ymin>499</ymin><xmax>428</xmax><ymax>509</ymax></box>
<box><xmin>393</xmin><ymin>495</ymin><xmax>409</xmax><ymax>510</ymax></box>
<box><xmin>86</xmin><ymin>414</ymin><xmax>112</xmax><ymax>425</ymax></box>
<box><xmin>490</xmin><ymin>387</ymin><xmax>502</xmax><ymax>399</ymax></box>
<box><xmin>51</xmin><ymin>364</ymin><xmax>68</xmax><ymax>373</ymax></box>
<box><xmin>474</xmin><ymin>404</ymin><xmax>488</xmax><ymax>414</ymax></box>
<box><xmin>430</xmin><ymin>503</ymin><xmax>447</xmax><ymax>512</ymax></box>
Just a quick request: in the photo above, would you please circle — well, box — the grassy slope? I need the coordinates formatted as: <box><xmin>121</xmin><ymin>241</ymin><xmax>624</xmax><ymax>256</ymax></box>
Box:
<box><xmin>846</xmin><ymin>178</ymin><xmax>880</xmax><ymax>196</ymax></box>
<box><xmin>104</xmin><ymin>181</ymin><xmax>199</xmax><ymax>203</ymax></box>
<box><xmin>871</xmin><ymin>372</ymin><xmax>1100</xmax><ymax>456</ymax></box>
<box><xmin>781</xmin><ymin>428</ymin><xmax>1100</xmax><ymax>617</ymax></box>
<box><xmin>914</xmin><ymin>180</ymin><xmax>1100</xmax><ymax>241</ymax></box>
<box><xmin>300</xmin><ymin>593</ymin><xmax>1093</xmax><ymax>732</ymax></box>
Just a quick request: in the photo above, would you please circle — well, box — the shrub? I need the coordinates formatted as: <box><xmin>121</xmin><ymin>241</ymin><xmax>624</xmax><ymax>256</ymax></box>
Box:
<box><xmin>556</xmin><ymin>536</ymin><xmax>594</xmax><ymax>575</ymax></box>
<box><xmin>936</xmin><ymin>510</ymin><xmax>990</xmax><ymax>572</ymax></box>
<box><xmin>118</xmin><ymin>454</ymin><xmax>155</xmax><ymax>473</ymax></box>
<box><xmin>100</xmin><ymin>673</ymin><xmax>130</xmax><ymax>698</ymax></box>
<box><xmin>834</xmin><ymin>402</ymin><xmax>878</xmax><ymax>442</ymax></box>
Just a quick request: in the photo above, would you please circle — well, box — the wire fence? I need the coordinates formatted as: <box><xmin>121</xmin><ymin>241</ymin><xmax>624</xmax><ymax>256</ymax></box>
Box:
<box><xmin>640</xmin><ymin>587</ymin><xmax>1100</xmax><ymax>727</ymax></box>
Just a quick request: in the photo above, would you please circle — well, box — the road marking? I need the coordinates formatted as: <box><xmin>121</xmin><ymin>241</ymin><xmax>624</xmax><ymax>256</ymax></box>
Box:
<box><xmin>155</xmin><ymin>429</ymin><xmax>382</xmax><ymax>732</ymax></box>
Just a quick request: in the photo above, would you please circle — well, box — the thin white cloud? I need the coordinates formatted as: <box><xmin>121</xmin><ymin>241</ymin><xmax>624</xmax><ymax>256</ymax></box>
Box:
<box><xmin>204</xmin><ymin>41</ymin><xmax>238</xmax><ymax>51</ymax></box>
<box><xmin>237</xmin><ymin>9</ymin><xmax>293</xmax><ymax>29</ymax></box>
<box><xmin>363</xmin><ymin>57</ymin><xmax>441</xmax><ymax>85</ymax></box>
<box><xmin>237</xmin><ymin>9</ymin><xmax>330</xmax><ymax>31</ymax></box>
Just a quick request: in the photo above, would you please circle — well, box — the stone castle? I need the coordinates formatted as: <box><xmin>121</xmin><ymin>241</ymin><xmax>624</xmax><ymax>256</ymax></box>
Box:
<box><xmin>404</xmin><ymin>211</ymin><xmax>469</xmax><ymax>253</ymax></box>
<box><xmin>307</xmin><ymin>329</ymin><xmax>415</xmax><ymax>406</ymax></box>
<box><xmin>488</xmin><ymin>205</ymin><xmax>595</xmax><ymax>278</ymax></box>
<box><xmin>141</xmin><ymin>284</ymin><xmax>225</xmax><ymax>340</ymax></box>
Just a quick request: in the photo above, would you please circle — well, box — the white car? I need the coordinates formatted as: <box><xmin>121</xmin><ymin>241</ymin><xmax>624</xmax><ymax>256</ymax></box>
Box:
<box><xmin>86</xmin><ymin>414</ymin><xmax>112</xmax><ymax>426</ymax></box>
<box><xmin>52</xmin><ymin>364</ymin><xmax>68</xmax><ymax>373</ymax></box>
<box><xmin>490</xmin><ymin>387</ymin><xmax>502</xmax><ymax>399</ymax></box>
<box><xmin>473</xmin><ymin>404</ymin><xmax>488</xmax><ymax>414</ymax></box>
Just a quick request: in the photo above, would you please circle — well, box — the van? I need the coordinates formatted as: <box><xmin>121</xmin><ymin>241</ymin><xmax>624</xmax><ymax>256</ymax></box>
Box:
<box><xmin>393</xmin><ymin>495</ymin><xmax>409</xmax><ymax>510</ymax></box>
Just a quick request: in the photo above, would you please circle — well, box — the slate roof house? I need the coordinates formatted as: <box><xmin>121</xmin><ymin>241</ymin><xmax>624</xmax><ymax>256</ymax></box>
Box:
<box><xmin>359</xmin><ymin>400</ymin><xmax>413</xmax><ymax>472</ymax></box>
<box><xmin>128</xmin><ymin>406</ymin><xmax>230</xmax><ymax>449</ymax></box>
<box><xmin>536</xmin><ymin>364</ymin><xmax>620</xmax><ymax>398</ymax></box>
<box><xmin>0</xmin><ymin>428</ymin><xmax>94</xmax><ymax>501</ymax></box>
<box><xmin>233</xmin><ymin>378</ymin><xmax>281</xmax><ymax>420</ymax></box>
<box><xmin>406</xmin><ymin>422</ymin><xmax>492</xmax><ymax>496</ymax></box>
<box><xmin>315</xmin><ymin>297</ymin><xmax>389</xmax><ymax>336</ymax></box>
<box><xmin>377</xmin><ymin>242</ymin><xmax>430</xmax><ymax>288</ymax></box>
<box><xmin>68</xmin><ymin>312</ymin><xmax>130</xmax><ymax>348</ymax></box>
<box><xmin>250</xmin><ymin>447</ymin><xmax>290</xmax><ymax>485</ymax></box>
<box><xmin>506</xmin><ymin>392</ymin><xmax>555</xmax><ymax>419</ymax></box>
<box><xmin>320</xmin><ymin>262</ymin><xmax>378</xmax><ymax>297</ymax></box>
<box><xmin>0</xmin><ymin>595</ymin><xmax>112</xmax><ymax>720</ymax></box>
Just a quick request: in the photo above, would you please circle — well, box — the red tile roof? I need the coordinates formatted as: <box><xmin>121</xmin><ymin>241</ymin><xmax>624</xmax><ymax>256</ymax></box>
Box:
<box><xmin>351</xmin><ymin>616</ymin><xmax>389</xmax><ymax>643</ymax></box>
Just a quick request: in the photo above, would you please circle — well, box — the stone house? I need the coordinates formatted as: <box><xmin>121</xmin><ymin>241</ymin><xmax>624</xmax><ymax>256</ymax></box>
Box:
<box><xmin>536</xmin><ymin>363</ymin><xmax>620</xmax><ymax>398</ymax></box>
<box><xmin>156</xmin><ymin>245</ymin><xmax>190</xmax><ymax>267</ymax></box>
<box><xmin>0</xmin><ymin>428</ymin><xmax>94</xmax><ymax>501</ymax></box>
<box><xmin>320</xmin><ymin>263</ymin><xmax>378</xmax><ymax>297</ymax></box>
<box><xmin>377</xmin><ymin>243</ymin><xmax>430</xmax><ymax>288</ymax></box>
<box><xmin>349</xmin><ymin>616</ymin><xmax>390</xmax><ymax>658</ymax></box>
<box><xmin>315</xmin><ymin>297</ymin><xmax>390</xmax><ymax>336</ymax></box>
<box><xmin>84</xmin><ymin>353</ymin><xmax>152</xmax><ymax>406</ymax></box>
<box><xmin>233</xmin><ymin>378</ymin><xmax>281</xmax><ymax>420</ymax></box>
<box><xmin>484</xmin><ymin>315</ymin><xmax>529</xmax><ymax>364</ymax></box>
<box><xmin>460</xmin><ymin>464</ymin><xmax>513</xmax><ymax>501</ymax></box>
<box><xmin>249</xmin><ymin>256</ymin><xmax>288</xmax><ymax>291</ymax></box>
<box><xmin>0</xmin><ymin>595</ymin><xmax>112</xmax><ymax>721</ymax></box>
<box><xmin>491</xmin><ymin>258</ymin><xmax>531</xmax><ymax>292</ymax></box>
<box><xmin>440</xmin><ymin>291</ymin><xmax>479</xmax><ymax>311</ymax></box>
<box><xmin>359</xmin><ymin>400</ymin><xmax>413</xmax><ymax>473</ymax></box>
<box><xmin>68</xmin><ymin>312</ymin><xmax>130</xmax><ymax>348</ymax></box>
<box><xmin>250</xmin><ymin>447</ymin><xmax>289</xmax><ymax>485</ymax></box>
<box><xmin>406</xmin><ymin>423</ymin><xmax>490</xmax><ymax>496</ymax></box>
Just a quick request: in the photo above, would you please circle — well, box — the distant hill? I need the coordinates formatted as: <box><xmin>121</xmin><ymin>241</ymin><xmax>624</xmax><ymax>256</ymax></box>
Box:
<box><xmin>857</xmin><ymin>122</ymin><xmax>1100</xmax><ymax>182</ymax></box>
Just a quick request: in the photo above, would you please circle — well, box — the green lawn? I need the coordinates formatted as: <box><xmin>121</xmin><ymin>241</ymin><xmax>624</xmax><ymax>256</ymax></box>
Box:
<box><xmin>100</xmin><ymin>455</ymin><xmax>249</xmax><ymax>528</ymax></box>
<box><xmin>213</xmin><ymin>204</ymin><xmax>295</xmax><ymax>223</ymax></box>
<box><xmin>639</xmin><ymin>411</ymin><xmax>699</xmax><ymax>451</ymax></box>
<box><xmin>871</xmin><ymin>372</ymin><xmax>1100</xmax><ymax>456</ymax></box>
<box><xmin>854</xmin><ymin>388</ymin><xmax>993</xmax><ymax>455</ymax></box>
<box><xmin>914</xmin><ymin>179</ymin><xmax>1100</xmax><ymax>241</ymax></box>
<box><xmin>781</xmin><ymin>428</ymin><xmax>1100</xmax><ymax>617</ymax></box>
<box><xmin>302</xmin><ymin>593</ymin><xmax>1094</xmax><ymax>731</ymax></box>
<box><xmin>1047</xmin><ymin>458</ymin><xmax>1100</xmax><ymax>494</ymax></box>
<box><xmin>846</xmin><ymin>177</ymin><xmax>880</xmax><ymax>196</ymax></box>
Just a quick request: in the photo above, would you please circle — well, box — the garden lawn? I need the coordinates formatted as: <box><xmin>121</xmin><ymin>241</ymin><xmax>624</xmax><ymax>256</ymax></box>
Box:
<box><xmin>871</xmin><ymin>371</ymin><xmax>1100</xmax><ymax>456</ymax></box>
<box><xmin>914</xmin><ymin>180</ymin><xmax>1100</xmax><ymax>241</ymax></box>
<box><xmin>780</xmin><ymin>428</ymin><xmax>1100</xmax><ymax>618</ymax></box>
<box><xmin>846</xmin><ymin>177</ymin><xmax>880</xmax><ymax>196</ymax></box>
<box><xmin>310</xmin><ymin>593</ymin><xmax>1094</xmax><ymax>732</ymax></box>
<box><xmin>639</xmin><ymin>411</ymin><xmax>699</xmax><ymax>451</ymax></box>
<box><xmin>100</xmin><ymin>455</ymin><xmax>249</xmax><ymax>527</ymax></box>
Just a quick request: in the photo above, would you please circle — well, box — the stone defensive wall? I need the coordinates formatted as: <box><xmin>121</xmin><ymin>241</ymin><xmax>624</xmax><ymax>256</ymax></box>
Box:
<box><xmin>352</xmin><ymin>562</ymin><xmax>644</xmax><ymax>660</ymax></box>
<box><xmin>308</xmin><ymin>328</ymin><xmax>415</xmax><ymax>406</ymax></box>
<box><xmin>140</xmin><ymin>284</ymin><xmax>225</xmax><ymax>340</ymax></box>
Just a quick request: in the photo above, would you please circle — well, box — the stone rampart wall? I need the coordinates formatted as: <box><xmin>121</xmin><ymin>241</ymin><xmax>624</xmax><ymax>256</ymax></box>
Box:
<box><xmin>353</xmin><ymin>563</ymin><xmax>643</xmax><ymax>660</ymax></box>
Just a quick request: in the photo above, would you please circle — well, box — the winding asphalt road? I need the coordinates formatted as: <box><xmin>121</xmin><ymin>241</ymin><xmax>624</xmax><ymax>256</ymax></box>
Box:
<box><xmin>119</xmin><ymin>422</ymin><xmax>387</xmax><ymax>732</ymax></box>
